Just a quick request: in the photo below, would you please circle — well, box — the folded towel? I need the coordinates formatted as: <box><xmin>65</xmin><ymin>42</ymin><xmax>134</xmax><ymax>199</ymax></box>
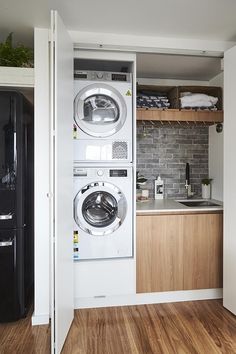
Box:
<box><xmin>182</xmin><ymin>106</ymin><xmax>218</xmax><ymax>111</ymax></box>
<box><xmin>180</xmin><ymin>92</ymin><xmax>192</xmax><ymax>97</ymax></box>
<box><xmin>180</xmin><ymin>93</ymin><xmax>218</xmax><ymax>106</ymax></box>
<box><xmin>137</xmin><ymin>92</ymin><xmax>170</xmax><ymax>109</ymax></box>
<box><xmin>181</xmin><ymin>100</ymin><xmax>216</xmax><ymax>108</ymax></box>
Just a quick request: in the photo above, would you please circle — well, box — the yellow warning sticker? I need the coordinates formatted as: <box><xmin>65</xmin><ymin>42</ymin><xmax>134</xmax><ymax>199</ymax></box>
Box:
<box><xmin>73</xmin><ymin>231</ymin><xmax>79</xmax><ymax>243</ymax></box>
<box><xmin>126</xmin><ymin>89</ymin><xmax>132</xmax><ymax>96</ymax></box>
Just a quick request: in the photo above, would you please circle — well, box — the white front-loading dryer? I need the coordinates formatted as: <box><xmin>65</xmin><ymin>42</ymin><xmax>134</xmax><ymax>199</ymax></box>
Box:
<box><xmin>73</xmin><ymin>166</ymin><xmax>133</xmax><ymax>260</ymax></box>
<box><xmin>73</xmin><ymin>71</ymin><xmax>133</xmax><ymax>163</ymax></box>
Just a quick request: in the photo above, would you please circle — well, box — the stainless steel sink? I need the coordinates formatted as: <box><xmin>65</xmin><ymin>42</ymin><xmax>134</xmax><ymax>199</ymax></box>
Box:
<box><xmin>176</xmin><ymin>200</ymin><xmax>221</xmax><ymax>207</ymax></box>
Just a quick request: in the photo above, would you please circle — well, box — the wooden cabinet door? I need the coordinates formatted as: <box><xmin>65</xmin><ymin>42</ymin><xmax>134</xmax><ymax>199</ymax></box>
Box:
<box><xmin>136</xmin><ymin>215</ymin><xmax>184</xmax><ymax>293</ymax></box>
<box><xmin>136</xmin><ymin>213</ymin><xmax>223</xmax><ymax>293</ymax></box>
<box><xmin>183</xmin><ymin>214</ymin><xmax>223</xmax><ymax>290</ymax></box>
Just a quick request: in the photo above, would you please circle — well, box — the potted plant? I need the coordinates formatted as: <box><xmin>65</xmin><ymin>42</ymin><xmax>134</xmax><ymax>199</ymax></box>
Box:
<box><xmin>201</xmin><ymin>178</ymin><xmax>213</xmax><ymax>199</ymax></box>
<box><xmin>0</xmin><ymin>33</ymin><xmax>33</xmax><ymax>67</ymax></box>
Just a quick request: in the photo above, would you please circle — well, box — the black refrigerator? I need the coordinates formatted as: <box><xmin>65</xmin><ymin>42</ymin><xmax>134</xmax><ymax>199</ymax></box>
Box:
<box><xmin>0</xmin><ymin>89</ymin><xmax>34</xmax><ymax>322</ymax></box>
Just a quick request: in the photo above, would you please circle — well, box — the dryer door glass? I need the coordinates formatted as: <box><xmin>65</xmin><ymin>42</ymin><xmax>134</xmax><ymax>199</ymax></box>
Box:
<box><xmin>74</xmin><ymin>83</ymin><xmax>127</xmax><ymax>138</ymax></box>
<box><xmin>82</xmin><ymin>191</ymin><xmax>117</xmax><ymax>228</ymax></box>
<box><xmin>84</xmin><ymin>95</ymin><xmax>119</xmax><ymax>125</ymax></box>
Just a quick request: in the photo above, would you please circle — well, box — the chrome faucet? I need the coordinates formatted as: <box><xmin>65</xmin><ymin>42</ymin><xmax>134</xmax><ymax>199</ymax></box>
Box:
<box><xmin>185</xmin><ymin>163</ymin><xmax>194</xmax><ymax>198</ymax></box>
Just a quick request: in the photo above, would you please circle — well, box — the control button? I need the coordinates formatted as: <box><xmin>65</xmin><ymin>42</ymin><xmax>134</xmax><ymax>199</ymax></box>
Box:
<box><xmin>96</xmin><ymin>72</ymin><xmax>104</xmax><ymax>79</ymax></box>
<box><xmin>97</xmin><ymin>169</ymin><xmax>104</xmax><ymax>176</ymax></box>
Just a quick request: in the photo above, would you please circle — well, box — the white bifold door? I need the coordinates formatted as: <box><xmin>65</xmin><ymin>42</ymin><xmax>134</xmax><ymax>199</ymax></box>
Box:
<box><xmin>50</xmin><ymin>11</ymin><xmax>74</xmax><ymax>353</ymax></box>
<box><xmin>223</xmin><ymin>45</ymin><xmax>236</xmax><ymax>315</ymax></box>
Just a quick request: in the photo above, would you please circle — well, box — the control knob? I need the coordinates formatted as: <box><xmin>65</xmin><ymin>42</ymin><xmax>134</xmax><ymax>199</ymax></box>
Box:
<box><xmin>97</xmin><ymin>169</ymin><xmax>104</xmax><ymax>177</ymax></box>
<box><xmin>96</xmin><ymin>72</ymin><xmax>104</xmax><ymax>79</ymax></box>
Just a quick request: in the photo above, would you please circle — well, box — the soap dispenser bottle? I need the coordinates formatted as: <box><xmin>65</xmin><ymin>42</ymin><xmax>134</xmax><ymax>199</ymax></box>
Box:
<box><xmin>155</xmin><ymin>175</ymin><xmax>164</xmax><ymax>199</ymax></box>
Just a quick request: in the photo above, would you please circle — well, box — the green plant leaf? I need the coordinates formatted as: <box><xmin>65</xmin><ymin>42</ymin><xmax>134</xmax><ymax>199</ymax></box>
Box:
<box><xmin>0</xmin><ymin>32</ymin><xmax>33</xmax><ymax>67</ymax></box>
<box><xmin>201</xmin><ymin>178</ymin><xmax>213</xmax><ymax>185</ymax></box>
<box><xmin>5</xmin><ymin>33</ymin><xmax>13</xmax><ymax>47</ymax></box>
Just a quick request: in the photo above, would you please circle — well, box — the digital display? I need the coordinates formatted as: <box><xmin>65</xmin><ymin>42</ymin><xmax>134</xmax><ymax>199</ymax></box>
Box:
<box><xmin>110</xmin><ymin>169</ymin><xmax>127</xmax><ymax>177</ymax></box>
<box><xmin>111</xmin><ymin>74</ymin><xmax>127</xmax><ymax>82</ymax></box>
<box><xmin>74</xmin><ymin>73</ymin><xmax>87</xmax><ymax>79</ymax></box>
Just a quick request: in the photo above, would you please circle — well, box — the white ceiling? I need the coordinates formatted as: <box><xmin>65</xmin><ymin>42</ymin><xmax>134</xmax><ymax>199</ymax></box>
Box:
<box><xmin>137</xmin><ymin>53</ymin><xmax>222</xmax><ymax>80</ymax></box>
<box><xmin>1</xmin><ymin>0</ymin><xmax>236</xmax><ymax>47</ymax></box>
<box><xmin>0</xmin><ymin>0</ymin><xmax>229</xmax><ymax>81</ymax></box>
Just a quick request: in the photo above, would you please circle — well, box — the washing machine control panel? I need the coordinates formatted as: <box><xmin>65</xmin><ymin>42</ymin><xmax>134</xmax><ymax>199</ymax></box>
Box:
<box><xmin>95</xmin><ymin>72</ymin><xmax>104</xmax><ymax>80</ymax></box>
<box><xmin>74</xmin><ymin>167</ymin><xmax>130</xmax><ymax>179</ymax></box>
<box><xmin>74</xmin><ymin>168</ymin><xmax>87</xmax><ymax>176</ymax></box>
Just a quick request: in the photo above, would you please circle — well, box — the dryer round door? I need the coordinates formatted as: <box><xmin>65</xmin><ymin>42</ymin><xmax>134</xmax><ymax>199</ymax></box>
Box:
<box><xmin>74</xmin><ymin>83</ymin><xmax>127</xmax><ymax>138</ymax></box>
<box><xmin>74</xmin><ymin>182</ymin><xmax>127</xmax><ymax>236</ymax></box>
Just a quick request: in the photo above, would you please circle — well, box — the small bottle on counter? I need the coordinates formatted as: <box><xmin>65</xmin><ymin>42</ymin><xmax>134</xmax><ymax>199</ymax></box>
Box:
<box><xmin>155</xmin><ymin>175</ymin><xmax>164</xmax><ymax>199</ymax></box>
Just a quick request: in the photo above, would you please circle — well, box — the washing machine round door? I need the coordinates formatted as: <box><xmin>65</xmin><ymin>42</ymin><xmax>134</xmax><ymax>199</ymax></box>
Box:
<box><xmin>74</xmin><ymin>83</ymin><xmax>127</xmax><ymax>137</ymax></box>
<box><xmin>74</xmin><ymin>182</ymin><xmax>127</xmax><ymax>236</ymax></box>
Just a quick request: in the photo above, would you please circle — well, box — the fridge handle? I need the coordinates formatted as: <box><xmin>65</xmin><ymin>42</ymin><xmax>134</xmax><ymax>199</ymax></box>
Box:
<box><xmin>0</xmin><ymin>213</ymin><xmax>13</xmax><ymax>220</ymax></box>
<box><xmin>0</xmin><ymin>239</ymin><xmax>13</xmax><ymax>247</ymax></box>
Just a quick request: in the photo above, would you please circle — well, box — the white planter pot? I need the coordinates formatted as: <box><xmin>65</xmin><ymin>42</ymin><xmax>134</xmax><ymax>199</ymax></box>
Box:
<box><xmin>202</xmin><ymin>184</ymin><xmax>211</xmax><ymax>199</ymax></box>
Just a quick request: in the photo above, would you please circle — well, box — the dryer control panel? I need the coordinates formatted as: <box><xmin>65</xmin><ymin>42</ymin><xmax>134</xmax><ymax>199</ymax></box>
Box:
<box><xmin>74</xmin><ymin>70</ymin><xmax>132</xmax><ymax>83</ymax></box>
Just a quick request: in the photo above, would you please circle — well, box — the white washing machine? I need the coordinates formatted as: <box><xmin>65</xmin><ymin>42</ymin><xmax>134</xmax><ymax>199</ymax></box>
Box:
<box><xmin>73</xmin><ymin>70</ymin><xmax>133</xmax><ymax>163</ymax></box>
<box><xmin>73</xmin><ymin>166</ymin><xmax>133</xmax><ymax>260</ymax></box>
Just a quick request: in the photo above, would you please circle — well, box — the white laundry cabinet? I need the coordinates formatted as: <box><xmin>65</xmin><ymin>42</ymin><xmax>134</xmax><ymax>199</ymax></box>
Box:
<box><xmin>32</xmin><ymin>9</ymin><xmax>236</xmax><ymax>354</ymax></box>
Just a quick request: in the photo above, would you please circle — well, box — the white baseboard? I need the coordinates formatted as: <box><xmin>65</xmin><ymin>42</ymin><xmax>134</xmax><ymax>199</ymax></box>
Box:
<box><xmin>74</xmin><ymin>288</ymin><xmax>223</xmax><ymax>309</ymax></box>
<box><xmin>31</xmin><ymin>312</ymin><xmax>50</xmax><ymax>326</ymax></box>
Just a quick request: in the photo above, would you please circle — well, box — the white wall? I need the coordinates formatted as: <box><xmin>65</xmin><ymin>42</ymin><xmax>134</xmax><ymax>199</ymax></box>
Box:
<box><xmin>209</xmin><ymin>72</ymin><xmax>224</xmax><ymax>87</ymax></box>
<box><xmin>70</xmin><ymin>30</ymin><xmax>234</xmax><ymax>55</ymax></box>
<box><xmin>223</xmin><ymin>45</ymin><xmax>236</xmax><ymax>314</ymax></box>
<box><xmin>209</xmin><ymin>72</ymin><xmax>224</xmax><ymax>201</ymax></box>
<box><xmin>209</xmin><ymin>126</ymin><xmax>223</xmax><ymax>201</ymax></box>
<box><xmin>137</xmin><ymin>77</ymin><xmax>209</xmax><ymax>86</ymax></box>
<box><xmin>32</xmin><ymin>28</ymin><xmax>50</xmax><ymax>325</ymax></box>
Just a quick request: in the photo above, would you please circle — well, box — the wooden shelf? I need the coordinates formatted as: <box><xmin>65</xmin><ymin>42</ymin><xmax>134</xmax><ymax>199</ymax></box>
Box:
<box><xmin>137</xmin><ymin>108</ymin><xmax>223</xmax><ymax>124</ymax></box>
<box><xmin>137</xmin><ymin>84</ymin><xmax>223</xmax><ymax>124</ymax></box>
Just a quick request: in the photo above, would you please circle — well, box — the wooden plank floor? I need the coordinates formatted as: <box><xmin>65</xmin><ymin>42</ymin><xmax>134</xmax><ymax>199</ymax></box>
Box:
<box><xmin>62</xmin><ymin>300</ymin><xmax>236</xmax><ymax>354</ymax></box>
<box><xmin>1</xmin><ymin>300</ymin><xmax>236</xmax><ymax>353</ymax></box>
<box><xmin>0</xmin><ymin>311</ymin><xmax>50</xmax><ymax>354</ymax></box>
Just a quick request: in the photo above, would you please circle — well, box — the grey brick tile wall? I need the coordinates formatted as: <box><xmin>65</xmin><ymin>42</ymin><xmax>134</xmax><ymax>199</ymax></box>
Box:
<box><xmin>137</xmin><ymin>122</ymin><xmax>209</xmax><ymax>199</ymax></box>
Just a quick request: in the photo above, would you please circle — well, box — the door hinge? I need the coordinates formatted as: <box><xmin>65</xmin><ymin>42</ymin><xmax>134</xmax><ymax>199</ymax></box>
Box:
<box><xmin>47</xmin><ymin>192</ymin><xmax>54</xmax><ymax>198</ymax></box>
<box><xmin>48</xmin><ymin>29</ymin><xmax>55</xmax><ymax>44</ymax></box>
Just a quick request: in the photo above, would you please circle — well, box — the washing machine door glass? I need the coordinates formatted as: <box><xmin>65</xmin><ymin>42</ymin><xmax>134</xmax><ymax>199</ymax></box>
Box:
<box><xmin>82</xmin><ymin>191</ymin><xmax>117</xmax><ymax>228</ymax></box>
<box><xmin>74</xmin><ymin>182</ymin><xmax>127</xmax><ymax>236</ymax></box>
<box><xmin>74</xmin><ymin>83</ymin><xmax>127</xmax><ymax>137</ymax></box>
